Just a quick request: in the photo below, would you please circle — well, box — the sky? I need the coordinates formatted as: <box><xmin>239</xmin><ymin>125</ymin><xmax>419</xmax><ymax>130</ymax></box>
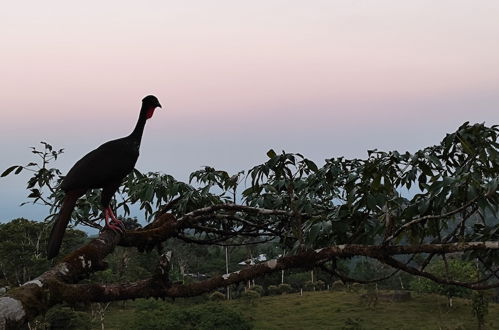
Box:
<box><xmin>1</xmin><ymin>1</ymin><xmax>498</xmax><ymax>224</ymax></box>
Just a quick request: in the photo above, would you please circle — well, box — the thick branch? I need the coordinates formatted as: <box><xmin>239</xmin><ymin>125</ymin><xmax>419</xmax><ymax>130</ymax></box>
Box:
<box><xmin>376</xmin><ymin>255</ymin><xmax>499</xmax><ymax>290</ymax></box>
<box><xmin>319</xmin><ymin>264</ymin><xmax>400</xmax><ymax>285</ymax></box>
<box><xmin>3</xmin><ymin>239</ymin><xmax>499</xmax><ymax>329</ymax></box>
<box><xmin>0</xmin><ymin>229</ymin><xmax>121</xmax><ymax>329</ymax></box>
<box><xmin>118</xmin><ymin>206</ymin><xmax>285</xmax><ymax>249</ymax></box>
<box><xmin>2</xmin><ymin>201</ymin><xmax>499</xmax><ymax>329</ymax></box>
<box><xmin>118</xmin><ymin>213</ymin><xmax>178</xmax><ymax>250</ymax></box>
<box><xmin>177</xmin><ymin>204</ymin><xmax>296</xmax><ymax>223</ymax></box>
<box><xmin>44</xmin><ymin>241</ymin><xmax>499</xmax><ymax>304</ymax></box>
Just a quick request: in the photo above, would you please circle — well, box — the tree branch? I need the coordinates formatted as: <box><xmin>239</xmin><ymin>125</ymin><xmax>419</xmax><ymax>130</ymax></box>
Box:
<box><xmin>3</xmin><ymin>237</ymin><xmax>499</xmax><ymax>328</ymax></box>
<box><xmin>384</xmin><ymin>197</ymin><xmax>479</xmax><ymax>243</ymax></box>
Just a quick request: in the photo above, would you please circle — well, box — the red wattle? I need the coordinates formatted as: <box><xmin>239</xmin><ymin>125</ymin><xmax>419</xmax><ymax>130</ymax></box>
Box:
<box><xmin>146</xmin><ymin>108</ymin><xmax>155</xmax><ymax>119</ymax></box>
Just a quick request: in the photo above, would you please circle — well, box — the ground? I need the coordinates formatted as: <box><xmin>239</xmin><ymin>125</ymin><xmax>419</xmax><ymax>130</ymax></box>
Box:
<box><xmin>95</xmin><ymin>290</ymin><xmax>499</xmax><ymax>329</ymax></box>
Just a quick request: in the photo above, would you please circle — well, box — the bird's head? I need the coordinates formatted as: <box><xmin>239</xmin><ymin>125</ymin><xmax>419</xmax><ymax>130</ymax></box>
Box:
<box><xmin>142</xmin><ymin>95</ymin><xmax>162</xmax><ymax>119</ymax></box>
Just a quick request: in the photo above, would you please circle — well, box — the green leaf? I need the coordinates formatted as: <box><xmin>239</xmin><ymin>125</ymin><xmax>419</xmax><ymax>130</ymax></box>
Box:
<box><xmin>306</xmin><ymin>223</ymin><xmax>322</xmax><ymax>244</ymax></box>
<box><xmin>27</xmin><ymin>189</ymin><xmax>40</xmax><ymax>198</ymax></box>
<box><xmin>486</xmin><ymin>178</ymin><xmax>498</xmax><ymax>196</ymax></box>
<box><xmin>304</xmin><ymin>159</ymin><xmax>319</xmax><ymax>172</ymax></box>
<box><xmin>366</xmin><ymin>194</ymin><xmax>378</xmax><ymax>210</ymax></box>
<box><xmin>123</xmin><ymin>204</ymin><xmax>130</xmax><ymax>216</ymax></box>
<box><xmin>457</xmin><ymin>134</ymin><xmax>475</xmax><ymax>155</ymax></box>
<box><xmin>142</xmin><ymin>185</ymin><xmax>154</xmax><ymax>201</ymax></box>
<box><xmin>418</xmin><ymin>199</ymin><xmax>430</xmax><ymax>214</ymax></box>
<box><xmin>266</xmin><ymin>149</ymin><xmax>277</xmax><ymax>158</ymax></box>
<box><xmin>372</xmin><ymin>175</ymin><xmax>381</xmax><ymax>189</ymax></box>
<box><xmin>1</xmin><ymin>166</ymin><xmax>20</xmax><ymax>177</ymax></box>
<box><xmin>418</xmin><ymin>173</ymin><xmax>427</xmax><ymax>185</ymax></box>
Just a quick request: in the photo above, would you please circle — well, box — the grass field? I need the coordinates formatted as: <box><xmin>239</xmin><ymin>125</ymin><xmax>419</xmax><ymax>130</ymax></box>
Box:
<box><xmin>97</xmin><ymin>290</ymin><xmax>499</xmax><ymax>329</ymax></box>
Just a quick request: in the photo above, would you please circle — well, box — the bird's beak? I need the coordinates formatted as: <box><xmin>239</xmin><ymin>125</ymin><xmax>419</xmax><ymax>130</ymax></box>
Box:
<box><xmin>158</xmin><ymin>103</ymin><xmax>162</xmax><ymax>109</ymax></box>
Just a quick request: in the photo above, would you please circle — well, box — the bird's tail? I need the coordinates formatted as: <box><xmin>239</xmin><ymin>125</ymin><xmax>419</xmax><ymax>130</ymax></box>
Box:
<box><xmin>47</xmin><ymin>193</ymin><xmax>79</xmax><ymax>259</ymax></box>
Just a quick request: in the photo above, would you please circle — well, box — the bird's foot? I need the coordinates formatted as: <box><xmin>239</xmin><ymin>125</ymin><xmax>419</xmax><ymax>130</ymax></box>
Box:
<box><xmin>104</xmin><ymin>208</ymin><xmax>125</xmax><ymax>234</ymax></box>
<box><xmin>106</xmin><ymin>220</ymin><xmax>124</xmax><ymax>233</ymax></box>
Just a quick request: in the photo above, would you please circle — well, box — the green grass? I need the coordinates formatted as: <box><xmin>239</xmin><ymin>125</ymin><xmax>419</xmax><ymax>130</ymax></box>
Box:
<box><xmin>96</xmin><ymin>291</ymin><xmax>499</xmax><ymax>330</ymax></box>
<box><xmin>229</xmin><ymin>291</ymin><xmax>499</xmax><ymax>330</ymax></box>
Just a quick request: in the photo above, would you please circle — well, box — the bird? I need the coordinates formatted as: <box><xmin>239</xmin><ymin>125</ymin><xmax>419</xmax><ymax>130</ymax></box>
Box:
<box><xmin>47</xmin><ymin>95</ymin><xmax>162</xmax><ymax>259</ymax></box>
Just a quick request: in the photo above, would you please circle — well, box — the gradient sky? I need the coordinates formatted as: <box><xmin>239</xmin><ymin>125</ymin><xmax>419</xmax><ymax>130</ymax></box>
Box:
<box><xmin>1</xmin><ymin>1</ymin><xmax>498</xmax><ymax>223</ymax></box>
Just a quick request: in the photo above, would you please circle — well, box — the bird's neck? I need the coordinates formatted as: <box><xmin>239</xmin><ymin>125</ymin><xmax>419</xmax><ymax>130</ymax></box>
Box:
<box><xmin>128</xmin><ymin>107</ymin><xmax>151</xmax><ymax>144</ymax></box>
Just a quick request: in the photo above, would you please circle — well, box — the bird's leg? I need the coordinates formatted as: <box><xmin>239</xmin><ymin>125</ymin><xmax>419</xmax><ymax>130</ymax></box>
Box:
<box><xmin>104</xmin><ymin>207</ymin><xmax>125</xmax><ymax>233</ymax></box>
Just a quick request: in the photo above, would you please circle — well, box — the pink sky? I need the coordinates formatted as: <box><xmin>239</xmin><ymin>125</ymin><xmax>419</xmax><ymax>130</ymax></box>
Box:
<box><xmin>1</xmin><ymin>1</ymin><xmax>498</xmax><ymax>222</ymax></box>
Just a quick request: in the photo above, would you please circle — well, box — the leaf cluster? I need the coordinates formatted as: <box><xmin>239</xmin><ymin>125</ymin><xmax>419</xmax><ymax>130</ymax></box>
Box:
<box><xmin>2</xmin><ymin>122</ymin><xmax>498</xmax><ymax>273</ymax></box>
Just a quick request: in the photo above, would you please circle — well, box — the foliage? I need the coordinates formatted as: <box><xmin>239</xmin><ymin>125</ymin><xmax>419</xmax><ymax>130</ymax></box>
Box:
<box><xmin>471</xmin><ymin>290</ymin><xmax>489</xmax><ymax>330</ymax></box>
<box><xmin>341</xmin><ymin>317</ymin><xmax>364</xmax><ymax>330</ymax></box>
<box><xmin>0</xmin><ymin>218</ymin><xmax>86</xmax><ymax>286</ymax></box>
<box><xmin>352</xmin><ymin>258</ymin><xmax>381</xmax><ymax>281</ymax></box>
<box><xmin>130</xmin><ymin>301</ymin><xmax>252</xmax><ymax>330</ymax></box>
<box><xmin>410</xmin><ymin>259</ymin><xmax>476</xmax><ymax>299</ymax></box>
<box><xmin>88</xmin><ymin>244</ymin><xmax>161</xmax><ymax>284</ymax></box>
<box><xmin>347</xmin><ymin>257</ymin><xmax>413</xmax><ymax>290</ymax></box>
<box><xmin>304</xmin><ymin>281</ymin><xmax>316</xmax><ymax>291</ymax></box>
<box><xmin>209</xmin><ymin>291</ymin><xmax>226</xmax><ymax>301</ymax></box>
<box><xmin>241</xmin><ymin>289</ymin><xmax>260</xmax><ymax>305</ymax></box>
<box><xmin>332</xmin><ymin>280</ymin><xmax>346</xmax><ymax>291</ymax></box>
<box><xmin>251</xmin><ymin>284</ymin><xmax>264</xmax><ymax>296</ymax></box>
<box><xmin>1</xmin><ymin>142</ymin><xmax>64</xmax><ymax>219</ymax></box>
<box><xmin>5</xmin><ymin>123</ymin><xmax>498</xmax><ymax>256</ymax></box>
<box><xmin>2</xmin><ymin>122</ymin><xmax>499</xmax><ymax>303</ymax></box>
<box><xmin>315</xmin><ymin>279</ymin><xmax>326</xmax><ymax>290</ymax></box>
<box><xmin>267</xmin><ymin>285</ymin><xmax>280</xmax><ymax>296</ymax></box>
<box><xmin>278</xmin><ymin>283</ymin><xmax>293</xmax><ymax>294</ymax></box>
<box><xmin>350</xmin><ymin>283</ymin><xmax>363</xmax><ymax>293</ymax></box>
<box><xmin>283</xmin><ymin>271</ymin><xmax>310</xmax><ymax>290</ymax></box>
<box><xmin>44</xmin><ymin>306</ymin><xmax>92</xmax><ymax>330</ymax></box>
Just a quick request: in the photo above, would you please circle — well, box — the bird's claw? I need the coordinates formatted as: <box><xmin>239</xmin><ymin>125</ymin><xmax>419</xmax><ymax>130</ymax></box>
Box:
<box><xmin>103</xmin><ymin>207</ymin><xmax>126</xmax><ymax>235</ymax></box>
<box><xmin>106</xmin><ymin>221</ymin><xmax>125</xmax><ymax>234</ymax></box>
<box><xmin>111</xmin><ymin>219</ymin><xmax>126</xmax><ymax>232</ymax></box>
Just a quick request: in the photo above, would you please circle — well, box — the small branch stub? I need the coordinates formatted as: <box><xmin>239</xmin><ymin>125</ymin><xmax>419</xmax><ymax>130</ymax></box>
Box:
<box><xmin>154</xmin><ymin>251</ymin><xmax>173</xmax><ymax>286</ymax></box>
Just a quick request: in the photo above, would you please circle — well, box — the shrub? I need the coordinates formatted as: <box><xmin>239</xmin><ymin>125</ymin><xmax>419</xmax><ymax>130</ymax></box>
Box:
<box><xmin>409</xmin><ymin>259</ymin><xmax>475</xmax><ymax>305</ymax></box>
<box><xmin>130</xmin><ymin>302</ymin><xmax>252</xmax><ymax>330</ymax></box>
<box><xmin>241</xmin><ymin>290</ymin><xmax>260</xmax><ymax>305</ymax></box>
<box><xmin>285</xmin><ymin>272</ymin><xmax>310</xmax><ymax>290</ymax></box>
<box><xmin>229</xmin><ymin>284</ymin><xmax>245</xmax><ymax>299</ymax></box>
<box><xmin>350</xmin><ymin>282</ymin><xmax>363</xmax><ymax>293</ymax></box>
<box><xmin>332</xmin><ymin>280</ymin><xmax>345</xmax><ymax>291</ymax></box>
<box><xmin>191</xmin><ymin>303</ymin><xmax>253</xmax><ymax>330</ymax></box>
<box><xmin>315</xmin><ymin>280</ymin><xmax>325</xmax><ymax>291</ymax></box>
<box><xmin>267</xmin><ymin>285</ymin><xmax>280</xmax><ymax>296</ymax></box>
<box><xmin>278</xmin><ymin>283</ymin><xmax>293</xmax><ymax>294</ymax></box>
<box><xmin>342</xmin><ymin>317</ymin><xmax>364</xmax><ymax>330</ymax></box>
<box><xmin>471</xmin><ymin>290</ymin><xmax>489</xmax><ymax>330</ymax></box>
<box><xmin>209</xmin><ymin>291</ymin><xmax>226</xmax><ymax>301</ymax></box>
<box><xmin>45</xmin><ymin>306</ymin><xmax>92</xmax><ymax>330</ymax></box>
<box><xmin>134</xmin><ymin>298</ymin><xmax>165</xmax><ymax>311</ymax></box>
<box><xmin>251</xmin><ymin>285</ymin><xmax>264</xmax><ymax>296</ymax></box>
<box><xmin>304</xmin><ymin>281</ymin><xmax>315</xmax><ymax>291</ymax></box>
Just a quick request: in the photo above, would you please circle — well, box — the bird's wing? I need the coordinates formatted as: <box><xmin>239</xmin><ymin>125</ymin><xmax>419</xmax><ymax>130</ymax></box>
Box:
<box><xmin>60</xmin><ymin>139</ymin><xmax>138</xmax><ymax>191</ymax></box>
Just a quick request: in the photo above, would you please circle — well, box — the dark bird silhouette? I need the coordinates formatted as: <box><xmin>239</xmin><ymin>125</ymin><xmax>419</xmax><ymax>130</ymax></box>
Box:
<box><xmin>47</xmin><ymin>95</ymin><xmax>162</xmax><ymax>259</ymax></box>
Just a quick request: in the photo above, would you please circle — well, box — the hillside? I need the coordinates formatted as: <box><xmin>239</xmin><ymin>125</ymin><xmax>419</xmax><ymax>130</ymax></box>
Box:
<box><xmin>98</xmin><ymin>290</ymin><xmax>499</xmax><ymax>329</ymax></box>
